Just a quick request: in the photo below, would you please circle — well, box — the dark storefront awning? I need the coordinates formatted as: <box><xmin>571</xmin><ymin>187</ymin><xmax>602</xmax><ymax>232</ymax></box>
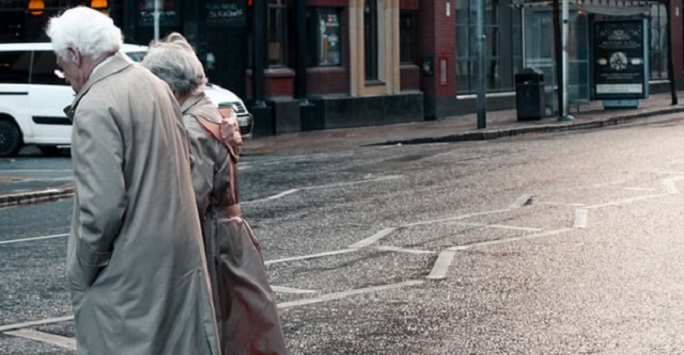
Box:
<box><xmin>513</xmin><ymin>0</ymin><xmax>662</xmax><ymax>15</ymax></box>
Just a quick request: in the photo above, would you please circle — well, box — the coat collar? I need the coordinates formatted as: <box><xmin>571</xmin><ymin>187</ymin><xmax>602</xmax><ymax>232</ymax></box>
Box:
<box><xmin>63</xmin><ymin>52</ymin><xmax>134</xmax><ymax>121</ymax></box>
<box><xmin>180</xmin><ymin>91</ymin><xmax>209</xmax><ymax>115</ymax></box>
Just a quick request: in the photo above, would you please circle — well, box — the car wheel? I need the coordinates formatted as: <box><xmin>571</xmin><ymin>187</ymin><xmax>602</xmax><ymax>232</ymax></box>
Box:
<box><xmin>39</xmin><ymin>145</ymin><xmax>66</xmax><ymax>156</ymax></box>
<box><xmin>0</xmin><ymin>120</ymin><xmax>22</xmax><ymax>157</ymax></box>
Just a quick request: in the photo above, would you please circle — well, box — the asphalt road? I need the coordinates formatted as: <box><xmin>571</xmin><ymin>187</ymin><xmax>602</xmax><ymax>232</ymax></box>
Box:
<box><xmin>4</xmin><ymin>114</ymin><xmax>684</xmax><ymax>354</ymax></box>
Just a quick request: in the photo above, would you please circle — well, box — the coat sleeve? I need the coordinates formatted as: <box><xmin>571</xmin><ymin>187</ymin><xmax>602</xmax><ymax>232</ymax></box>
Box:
<box><xmin>183</xmin><ymin>114</ymin><xmax>215</xmax><ymax>216</ymax></box>
<box><xmin>70</xmin><ymin>101</ymin><xmax>127</xmax><ymax>287</ymax></box>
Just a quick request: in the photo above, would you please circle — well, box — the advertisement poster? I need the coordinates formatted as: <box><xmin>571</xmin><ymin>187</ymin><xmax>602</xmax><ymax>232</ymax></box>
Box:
<box><xmin>592</xmin><ymin>20</ymin><xmax>648</xmax><ymax>99</ymax></box>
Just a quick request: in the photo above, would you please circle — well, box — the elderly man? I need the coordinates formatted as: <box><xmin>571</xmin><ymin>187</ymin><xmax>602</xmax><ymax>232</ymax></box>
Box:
<box><xmin>47</xmin><ymin>7</ymin><xmax>219</xmax><ymax>355</ymax></box>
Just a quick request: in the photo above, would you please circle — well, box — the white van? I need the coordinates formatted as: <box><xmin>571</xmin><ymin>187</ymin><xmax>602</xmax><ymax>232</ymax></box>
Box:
<box><xmin>0</xmin><ymin>43</ymin><xmax>253</xmax><ymax>157</ymax></box>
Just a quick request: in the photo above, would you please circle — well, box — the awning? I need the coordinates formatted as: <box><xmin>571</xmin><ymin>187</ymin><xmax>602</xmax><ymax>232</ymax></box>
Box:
<box><xmin>513</xmin><ymin>0</ymin><xmax>661</xmax><ymax>15</ymax></box>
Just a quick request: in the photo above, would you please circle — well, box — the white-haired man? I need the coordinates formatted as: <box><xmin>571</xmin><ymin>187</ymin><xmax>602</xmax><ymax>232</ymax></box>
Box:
<box><xmin>47</xmin><ymin>7</ymin><xmax>220</xmax><ymax>355</ymax></box>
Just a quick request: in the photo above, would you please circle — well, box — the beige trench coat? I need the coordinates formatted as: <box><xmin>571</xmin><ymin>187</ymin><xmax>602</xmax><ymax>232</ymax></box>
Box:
<box><xmin>66</xmin><ymin>54</ymin><xmax>220</xmax><ymax>355</ymax></box>
<box><xmin>181</xmin><ymin>93</ymin><xmax>288</xmax><ymax>355</ymax></box>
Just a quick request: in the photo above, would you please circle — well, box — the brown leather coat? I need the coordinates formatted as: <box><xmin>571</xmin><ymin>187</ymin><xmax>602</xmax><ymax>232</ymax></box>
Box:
<box><xmin>181</xmin><ymin>92</ymin><xmax>288</xmax><ymax>355</ymax></box>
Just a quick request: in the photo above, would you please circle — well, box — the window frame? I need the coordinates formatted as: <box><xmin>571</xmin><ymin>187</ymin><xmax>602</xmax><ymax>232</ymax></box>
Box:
<box><xmin>268</xmin><ymin>0</ymin><xmax>290</xmax><ymax>68</ymax></box>
<box><xmin>399</xmin><ymin>10</ymin><xmax>417</xmax><ymax>65</ymax></box>
<box><xmin>0</xmin><ymin>50</ymin><xmax>31</xmax><ymax>84</ymax></box>
<box><xmin>364</xmin><ymin>0</ymin><xmax>379</xmax><ymax>81</ymax></box>
<box><xmin>307</xmin><ymin>7</ymin><xmax>343</xmax><ymax>67</ymax></box>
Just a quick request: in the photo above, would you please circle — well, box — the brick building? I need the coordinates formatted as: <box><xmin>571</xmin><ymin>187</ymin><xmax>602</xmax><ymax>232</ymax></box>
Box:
<box><xmin>1</xmin><ymin>0</ymin><xmax>681</xmax><ymax>136</ymax></box>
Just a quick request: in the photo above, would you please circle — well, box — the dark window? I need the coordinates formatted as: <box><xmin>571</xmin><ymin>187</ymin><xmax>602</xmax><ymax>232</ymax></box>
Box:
<box><xmin>364</xmin><ymin>0</ymin><xmax>378</xmax><ymax>81</ymax></box>
<box><xmin>0</xmin><ymin>10</ymin><xmax>24</xmax><ymax>43</ymax></box>
<box><xmin>268</xmin><ymin>0</ymin><xmax>289</xmax><ymax>67</ymax></box>
<box><xmin>306</xmin><ymin>8</ymin><xmax>342</xmax><ymax>67</ymax></box>
<box><xmin>456</xmin><ymin>0</ymin><xmax>521</xmax><ymax>94</ymax></box>
<box><xmin>31</xmin><ymin>51</ymin><xmax>66</xmax><ymax>86</ymax></box>
<box><xmin>0</xmin><ymin>51</ymin><xmax>31</xmax><ymax>84</ymax></box>
<box><xmin>649</xmin><ymin>4</ymin><xmax>667</xmax><ymax>80</ymax></box>
<box><xmin>400</xmin><ymin>11</ymin><xmax>416</xmax><ymax>64</ymax></box>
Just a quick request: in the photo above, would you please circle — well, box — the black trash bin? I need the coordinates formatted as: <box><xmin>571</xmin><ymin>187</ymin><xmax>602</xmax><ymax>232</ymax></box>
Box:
<box><xmin>515</xmin><ymin>68</ymin><xmax>545</xmax><ymax>121</ymax></box>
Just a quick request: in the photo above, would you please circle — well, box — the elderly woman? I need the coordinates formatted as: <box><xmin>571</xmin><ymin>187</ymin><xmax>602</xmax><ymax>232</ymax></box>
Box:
<box><xmin>46</xmin><ymin>8</ymin><xmax>219</xmax><ymax>355</ymax></box>
<box><xmin>142</xmin><ymin>33</ymin><xmax>288</xmax><ymax>355</ymax></box>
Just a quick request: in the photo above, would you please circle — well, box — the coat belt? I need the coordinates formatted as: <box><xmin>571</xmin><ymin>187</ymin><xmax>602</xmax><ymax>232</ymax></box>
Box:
<box><xmin>227</xmin><ymin>204</ymin><xmax>241</xmax><ymax>218</ymax></box>
<box><xmin>213</xmin><ymin>204</ymin><xmax>241</xmax><ymax>218</ymax></box>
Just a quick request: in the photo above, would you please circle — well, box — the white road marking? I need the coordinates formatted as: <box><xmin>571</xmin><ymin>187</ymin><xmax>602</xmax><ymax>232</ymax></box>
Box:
<box><xmin>0</xmin><ymin>316</ymin><xmax>73</xmax><ymax>332</ymax></box>
<box><xmin>402</xmin><ymin>209</ymin><xmax>511</xmax><ymax>227</ymax></box>
<box><xmin>5</xmin><ymin>177</ymin><xmax>74</xmax><ymax>183</ymax></box>
<box><xmin>0</xmin><ymin>169</ymin><xmax>72</xmax><ymax>173</ymax></box>
<box><xmin>244</xmin><ymin>175</ymin><xmax>402</xmax><ymax>204</ymax></box>
<box><xmin>374</xmin><ymin>245</ymin><xmax>433</xmax><ymax>254</ymax></box>
<box><xmin>264</xmin><ymin>249</ymin><xmax>357</xmax><ymax>265</ymax></box>
<box><xmin>349</xmin><ymin>227</ymin><xmax>396</xmax><ymax>248</ymax></box>
<box><xmin>446</xmin><ymin>221</ymin><xmax>542</xmax><ymax>232</ymax></box>
<box><xmin>574</xmin><ymin>208</ymin><xmax>588</xmax><ymax>229</ymax></box>
<box><xmin>271</xmin><ymin>286</ymin><xmax>317</xmax><ymax>294</ymax></box>
<box><xmin>620</xmin><ymin>187</ymin><xmax>656</xmax><ymax>191</ymax></box>
<box><xmin>277</xmin><ymin>280</ymin><xmax>424</xmax><ymax>309</ymax></box>
<box><xmin>4</xmin><ymin>329</ymin><xmax>76</xmax><ymax>350</ymax></box>
<box><xmin>301</xmin><ymin>175</ymin><xmax>402</xmax><ymax>191</ymax></box>
<box><xmin>586</xmin><ymin>193</ymin><xmax>670</xmax><ymax>209</ymax></box>
<box><xmin>246</xmin><ymin>189</ymin><xmax>300</xmax><ymax>204</ymax></box>
<box><xmin>0</xmin><ymin>233</ymin><xmax>68</xmax><ymax>245</ymax></box>
<box><xmin>663</xmin><ymin>177</ymin><xmax>684</xmax><ymax>194</ymax></box>
<box><xmin>653</xmin><ymin>170</ymin><xmax>684</xmax><ymax>175</ymax></box>
<box><xmin>447</xmin><ymin>228</ymin><xmax>573</xmax><ymax>252</ymax></box>
<box><xmin>509</xmin><ymin>194</ymin><xmax>533</xmax><ymax>209</ymax></box>
<box><xmin>539</xmin><ymin>202</ymin><xmax>585</xmax><ymax>207</ymax></box>
<box><xmin>615</xmin><ymin>171</ymin><xmax>629</xmax><ymax>184</ymax></box>
<box><xmin>426</xmin><ymin>250</ymin><xmax>457</xmax><ymax>280</ymax></box>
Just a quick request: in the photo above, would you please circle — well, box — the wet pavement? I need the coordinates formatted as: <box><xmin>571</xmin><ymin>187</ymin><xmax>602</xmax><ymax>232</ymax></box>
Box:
<box><xmin>240</xmin><ymin>91</ymin><xmax>684</xmax><ymax>155</ymax></box>
<box><xmin>2</xmin><ymin>91</ymin><xmax>684</xmax><ymax>206</ymax></box>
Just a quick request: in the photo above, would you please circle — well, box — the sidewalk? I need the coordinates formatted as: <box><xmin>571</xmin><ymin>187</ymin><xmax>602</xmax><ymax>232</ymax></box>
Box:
<box><xmin>242</xmin><ymin>91</ymin><xmax>684</xmax><ymax>156</ymax></box>
<box><xmin>2</xmin><ymin>91</ymin><xmax>684</xmax><ymax>207</ymax></box>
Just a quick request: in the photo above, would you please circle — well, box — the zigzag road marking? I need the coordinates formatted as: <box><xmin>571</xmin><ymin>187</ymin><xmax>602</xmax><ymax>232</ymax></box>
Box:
<box><xmin>0</xmin><ymin>316</ymin><xmax>73</xmax><ymax>333</ymax></box>
<box><xmin>4</xmin><ymin>329</ymin><xmax>76</xmax><ymax>351</ymax></box>
<box><xmin>574</xmin><ymin>208</ymin><xmax>588</xmax><ymax>229</ymax></box>
<box><xmin>373</xmin><ymin>245</ymin><xmax>433</xmax><ymax>254</ymax></box>
<box><xmin>245</xmin><ymin>175</ymin><xmax>402</xmax><ymax>204</ymax></box>
<box><xmin>349</xmin><ymin>227</ymin><xmax>396</xmax><ymax>248</ymax></box>
<box><xmin>0</xmin><ymin>233</ymin><xmax>68</xmax><ymax>245</ymax></box>
<box><xmin>278</xmin><ymin>280</ymin><xmax>424</xmax><ymax>309</ymax></box>
<box><xmin>264</xmin><ymin>248</ymin><xmax>357</xmax><ymax>266</ymax></box>
<box><xmin>663</xmin><ymin>176</ymin><xmax>684</xmax><ymax>194</ymax></box>
<box><xmin>427</xmin><ymin>228</ymin><xmax>574</xmax><ymax>280</ymax></box>
<box><xmin>271</xmin><ymin>286</ymin><xmax>317</xmax><ymax>294</ymax></box>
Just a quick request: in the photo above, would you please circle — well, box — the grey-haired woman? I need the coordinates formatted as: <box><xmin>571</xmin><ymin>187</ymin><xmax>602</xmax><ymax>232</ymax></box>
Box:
<box><xmin>142</xmin><ymin>32</ymin><xmax>287</xmax><ymax>355</ymax></box>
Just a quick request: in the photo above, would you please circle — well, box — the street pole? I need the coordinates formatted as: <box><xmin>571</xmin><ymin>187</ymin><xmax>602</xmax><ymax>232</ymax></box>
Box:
<box><xmin>253</xmin><ymin>0</ymin><xmax>266</xmax><ymax>108</ymax></box>
<box><xmin>153</xmin><ymin>0</ymin><xmax>160</xmax><ymax>42</ymax></box>
<box><xmin>560</xmin><ymin>0</ymin><xmax>573</xmax><ymax>121</ymax></box>
<box><xmin>476</xmin><ymin>0</ymin><xmax>487</xmax><ymax>129</ymax></box>
<box><xmin>295</xmin><ymin>0</ymin><xmax>308</xmax><ymax>104</ymax></box>
<box><xmin>664</xmin><ymin>1</ymin><xmax>678</xmax><ymax>105</ymax></box>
